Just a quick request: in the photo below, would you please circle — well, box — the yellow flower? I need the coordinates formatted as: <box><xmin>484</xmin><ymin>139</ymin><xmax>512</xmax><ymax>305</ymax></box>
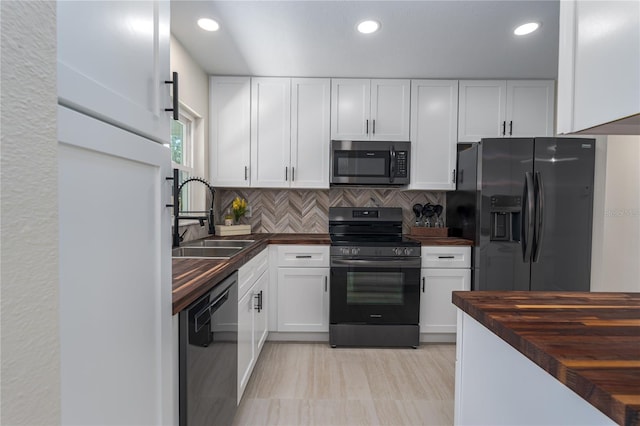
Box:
<box><xmin>232</xmin><ymin>197</ymin><xmax>247</xmax><ymax>221</ymax></box>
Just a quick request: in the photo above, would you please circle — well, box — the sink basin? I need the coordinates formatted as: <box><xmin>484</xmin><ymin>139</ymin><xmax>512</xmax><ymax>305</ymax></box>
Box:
<box><xmin>173</xmin><ymin>239</ymin><xmax>255</xmax><ymax>259</ymax></box>
<box><xmin>172</xmin><ymin>246</ymin><xmax>245</xmax><ymax>259</ymax></box>
<box><xmin>186</xmin><ymin>239</ymin><xmax>254</xmax><ymax>248</ymax></box>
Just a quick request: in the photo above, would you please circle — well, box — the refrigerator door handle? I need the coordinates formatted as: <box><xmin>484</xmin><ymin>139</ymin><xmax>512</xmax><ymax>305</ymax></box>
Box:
<box><xmin>533</xmin><ymin>171</ymin><xmax>545</xmax><ymax>262</ymax></box>
<box><xmin>521</xmin><ymin>172</ymin><xmax>535</xmax><ymax>262</ymax></box>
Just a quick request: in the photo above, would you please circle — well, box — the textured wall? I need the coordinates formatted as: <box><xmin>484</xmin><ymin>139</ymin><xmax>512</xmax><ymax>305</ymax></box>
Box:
<box><xmin>218</xmin><ymin>188</ymin><xmax>445</xmax><ymax>234</ymax></box>
<box><xmin>1</xmin><ymin>2</ymin><xmax>60</xmax><ymax>424</ymax></box>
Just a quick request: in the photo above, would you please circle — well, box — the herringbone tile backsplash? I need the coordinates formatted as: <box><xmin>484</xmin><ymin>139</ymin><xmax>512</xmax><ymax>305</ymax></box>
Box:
<box><xmin>218</xmin><ymin>188</ymin><xmax>445</xmax><ymax>234</ymax></box>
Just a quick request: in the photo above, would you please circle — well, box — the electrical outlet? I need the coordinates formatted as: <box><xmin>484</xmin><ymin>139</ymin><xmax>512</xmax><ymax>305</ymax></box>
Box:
<box><xmin>245</xmin><ymin>205</ymin><xmax>252</xmax><ymax>218</ymax></box>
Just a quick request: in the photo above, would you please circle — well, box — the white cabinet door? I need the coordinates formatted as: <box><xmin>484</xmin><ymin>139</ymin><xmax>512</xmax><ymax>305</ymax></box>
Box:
<box><xmin>370</xmin><ymin>79</ymin><xmax>411</xmax><ymax>141</ymax></box>
<box><xmin>251</xmin><ymin>78</ymin><xmax>291</xmax><ymax>188</ymax></box>
<box><xmin>253</xmin><ymin>270</ymin><xmax>269</xmax><ymax>356</ymax></box>
<box><xmin>57</xmin><ymin>0</ymin><xmax>171</xmax><ymax>144</ymax></box>
<box><xmin>291</xmin><ymin>78</ymin><xmax>331</xmax><ymax>188</ymax></box>
<box><xmin>420</xmin><ymin>268</ymin><xmax>471</xmax><ymax>334</ymax></box>
<box><xmin>210</xmin><ymin>77</ymin><xmax>251</xmax><ymax>187</ymax></box>
<box><xmin>458</xmin><ymin>80</ymin><xmax>507</xmax><ymax>142</ymax></box>
<box><xmin>58</xmin><ymin>106</ymin><xmax>173</xmax><ymax>425</ymax></box>
<box><xmin>506</xmin><ymin>80</ymin><xmax>555</xmax><ymax>137</ymax></box>
<box><xmin>331</xmin><ymin>79</ymin><xmax>371</xmax><ymax>140</ymax></box>
<box><xmin>558</xmin><ymin>1</ymin><xmax>639</xmax><ymax>134</ymax></box>
<box><xmin>277</xmin><ymin>268</ymin><xmax>330</xmax><ymax>332</ymax></box>
<box><xmin>237</xmin><ymin>286</ymin><xmax>255</xmax><ymax>404</ymax></box>
<box><xmin>410</xmin><ymin>80</ymin><xmax>458</xmax><ymax>190</ymax></box>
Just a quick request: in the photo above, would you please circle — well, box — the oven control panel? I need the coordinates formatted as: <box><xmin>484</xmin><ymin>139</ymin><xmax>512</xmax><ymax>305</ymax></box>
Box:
<box><xmin>332</xmin><ymin>246</ymin><xmax>419</xmax><ymax>257</ymax></box>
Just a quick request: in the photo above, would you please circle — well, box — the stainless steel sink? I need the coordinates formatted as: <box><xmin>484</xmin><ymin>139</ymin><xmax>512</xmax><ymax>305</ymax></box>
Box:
<box><xmin>186</xmin><ymin>239</ymin><xmax>254</xmax><ymax>248</ymax></box>
<box><xmin>172</xmin><ymin>240</ymin><xmax>255</xmax><ymax>259</ymax></box>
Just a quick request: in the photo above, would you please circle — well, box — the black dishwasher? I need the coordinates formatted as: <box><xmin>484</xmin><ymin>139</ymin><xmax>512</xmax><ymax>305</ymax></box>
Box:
<box><xmin>179</xmin><ymin>272</ymin><xmax>238</xmax><ymax>426</ymax></box>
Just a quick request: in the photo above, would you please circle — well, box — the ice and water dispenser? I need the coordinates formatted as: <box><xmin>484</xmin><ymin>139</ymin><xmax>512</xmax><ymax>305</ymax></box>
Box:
<box><xmin>490</xmin><ymin>195</ymin><xmax>522</xmax><ymax>242</ymax></box>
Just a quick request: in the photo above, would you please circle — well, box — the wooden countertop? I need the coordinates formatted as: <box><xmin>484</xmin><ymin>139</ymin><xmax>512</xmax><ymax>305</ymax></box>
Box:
<box><xmin>452</xmin><ymin>291</ymin><xmax>640</xmax><ymax>426</ymax></box>
<box><xmin>172</xmin><ymin>233</ymin><xmax>472</xmax><ymax>314</ymax></box>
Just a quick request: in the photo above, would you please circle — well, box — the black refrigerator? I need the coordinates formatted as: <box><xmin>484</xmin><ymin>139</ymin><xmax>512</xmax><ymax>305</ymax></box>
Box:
<box><xmin>446</xmin><ymin>138</ymin><xmax>595</xmax><ymax>292</ymax></box>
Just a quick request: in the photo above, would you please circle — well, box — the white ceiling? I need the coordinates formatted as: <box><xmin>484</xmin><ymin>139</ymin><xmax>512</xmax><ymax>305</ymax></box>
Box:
<box><xmin>171</xmin><ymin>0</ymin><xmax>560</xmax><ymax>79</ymax></box>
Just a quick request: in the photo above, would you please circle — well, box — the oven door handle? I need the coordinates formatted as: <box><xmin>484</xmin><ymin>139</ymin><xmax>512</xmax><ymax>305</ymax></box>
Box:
<box><xmin>331</xmin><ymin>257</ymin><xmax>421</xmax><ymax>268</ymax></box>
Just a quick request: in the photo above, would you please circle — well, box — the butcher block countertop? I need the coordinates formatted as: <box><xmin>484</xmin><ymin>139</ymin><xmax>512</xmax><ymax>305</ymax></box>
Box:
<box><xmin>172</xmin><ymin>233</ymin><xmax>472</xmax><ymax>314</ymax></box>
<box><xmin>452</xmin><ymin>291</ymin><xmax>640</xmax><ymax>426</ymax></box>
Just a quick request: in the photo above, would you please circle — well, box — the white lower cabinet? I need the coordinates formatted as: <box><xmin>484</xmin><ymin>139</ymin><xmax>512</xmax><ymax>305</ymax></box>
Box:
<box><xmin>420</xmin><ymin>247</ymin><xmax>471</xmax><ymax>339</ymax></box>
<box><xmin>271</xmin><ymin>245</ymin><xmax>331</xmax><ymax>334</ymax></box>
<box><xmin>277</xmin><ymin>268</ymin><xmax>329</xmax><ymax>332</ymax></box>
<box><xmin>237</xmin><ymin>248</ymin><xmax>269</xmax><ymax>404</ymax></box>
<box><xmin>237</xmin><ymin>286</ymin><xmax>255</xmax><ymax>403</ymax></box>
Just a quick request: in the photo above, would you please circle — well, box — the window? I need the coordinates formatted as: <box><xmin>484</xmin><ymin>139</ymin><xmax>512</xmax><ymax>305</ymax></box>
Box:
<box><xmin>171</xmin><ymin>110</ymin><xmax>195</xmax><ymax>211</ymax></box>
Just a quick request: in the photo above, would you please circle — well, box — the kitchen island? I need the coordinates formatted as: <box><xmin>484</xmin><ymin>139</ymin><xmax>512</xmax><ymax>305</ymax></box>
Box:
<box><xmin>452</xmin><ymin>291</ymin><xmax>640</xmax><ymax>426</ymax></box>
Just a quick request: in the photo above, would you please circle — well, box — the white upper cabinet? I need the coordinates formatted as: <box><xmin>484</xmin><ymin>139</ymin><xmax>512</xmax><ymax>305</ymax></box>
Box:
<box><xmin>210</xmin><ymin>76</ymin><xmax>251</xmax><ymax>187</ymax></box>
<box><xmin>331</xmin><ymin>79</ymin><xmax>410</xmax><ymax>141</ymax></box>
<box><xmin>251</xmin><ymin>78</ymin><xmax>292</xmax><ymax>188</ymax></box>
<box><xmin>57</xmin><ymin>0</ymin><xmax>171</xmax><ymax>144</ymax></box>
<box><xmin>557</xmin><ymin>0</ymin><xmax>640</xmax><ymax>135</ymax></box>
<box><xmin>291</xmin><ymin>78</ymin><xmax>331</xmax><ymax>188</ymax></box>
<box><xmin>370</xmin><ymin>79</ymin><xmax>411</xmax><ymax>140</ymax></box>
<box><xmin>410</xmin><ymin>80</ymin><xmax>459</xmax><ymax>190</ymax></box>
<box><xmin>506</xmin><ymin>81</ymin><xmax>555</xmax><ymax>137</ymax></box>
<box><xmin>211</xmin><ymin>77</ymin><xmax>329</xmax><ymax>189</ymax></box>
<box><xmin>458</xmin><ymin>80</ymin><xmax>555</xmax><ymax>142</ymax></box>
<box><xmin>458</xmin><ymin>80</ymin><xmax>506</xmax><ymax>142</ymax></box>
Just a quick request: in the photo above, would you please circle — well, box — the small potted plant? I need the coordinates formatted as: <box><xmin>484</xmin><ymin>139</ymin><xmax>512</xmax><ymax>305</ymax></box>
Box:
<box><xmin>231</xmin><ymin>197</ymin><xmax>247</xmax><ymax>224</ymax></box>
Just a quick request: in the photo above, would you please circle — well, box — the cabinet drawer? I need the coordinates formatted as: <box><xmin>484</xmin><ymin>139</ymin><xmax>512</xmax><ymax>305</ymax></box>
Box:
<box><xmin>422</xmin><ymin>246</ymin><xmax>471</xmax><ymax>268</ymax></box>
<box><xmin>238</xmin><ymin>248</ymin><xmax>268</xmax><ymax>299</ymax></box>
<box><xmin>276</xmin><ymin>245</ymin><xmax>329</xmax><ymax>267</ymax></box>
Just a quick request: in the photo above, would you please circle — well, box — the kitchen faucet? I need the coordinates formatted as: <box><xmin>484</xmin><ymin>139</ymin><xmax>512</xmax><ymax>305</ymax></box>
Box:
<box><xmin>171</xmin><ymin>168</ymin><xmax>215</xmax><ymax>247</ymax></box>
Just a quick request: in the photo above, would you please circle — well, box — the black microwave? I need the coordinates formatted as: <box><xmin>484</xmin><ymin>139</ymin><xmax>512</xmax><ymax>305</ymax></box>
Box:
<box><xmin>330</xmin><ymin>140</ymin><xmax>410</xmax><ymax>186</ymax></box>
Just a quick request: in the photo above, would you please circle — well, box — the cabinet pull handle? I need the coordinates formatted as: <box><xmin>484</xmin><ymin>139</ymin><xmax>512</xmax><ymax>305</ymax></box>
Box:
<box><xmin>325</xmin><ymin>276</ymin><xmax>328</xmax><ymax>292</ymax></box>
<box><xmin>254</xmin><ymin>290</ymin><xmax>263</xmax><ymax>312</ymax></box>
<box><xmin>438</xmin><ymin>255</ymin><xmax>455</xmax><ymax>259</ymax></box>
<box><xmin>452</xmin><ymin>169</ymin><xmax>456</xmax><ymax>184</ymax></box>
<box><xmin>366</xmin><ymin>119</ymin><xmax>369</xmax><ymax>134</ymax></box>
<box><xmin>372</xmin><ymin>119</ymin><xmax>376</xmax><ymax>134</ymax></box>
<box><xmin>422</xmin><ymin>277</ymin><xmax>425</xmax><ymax>292</ymax></box>
<box><xmin>295</xmin><ymin>255</ymin><xmax>312</xmax><ymax>259</ymax></box>
<box><xmin>164</xmin><ymin>72</ymin><xmax>179</xmax><ymax>120</ymax></box>
<box><xmin>166</xmin><ymin>175</ymin><xmax>174</xmax><ymax>207</ymax></box>
<box><xmin>285</xmin><ymin>166</ymin><xmax>288</xmax><ymax>181</ymax></box>
<box><xmin>502</xmin><ymin>121</ymin><xmax>506</xmax><ymax>136</ymax></box>
<box><xmin>292</xmin><ymin>167</ymin><xmax>295</xmax><ymax>182</ymax></box>
<box><xmin>245</xmin><ymin>166</ymin><xmax>248</xmax><ymax>181</ymax></box>
<box><xmin>509</xmin><ymin>120</ymin><xmax>513</xmax><ymax>136</ymax></box>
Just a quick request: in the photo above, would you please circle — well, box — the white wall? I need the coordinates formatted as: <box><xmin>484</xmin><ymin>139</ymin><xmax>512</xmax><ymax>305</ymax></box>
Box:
<box><xmin>0</xmin><ymin>2</ymin><xmax>60</xmax><ymax>424</ymax></box>
<box><xmin>170</xmin><ymin>35</ymin><xmax>209</xmax><ymax>179</ymax></box>
<box><xmin>591</xmin><ymin>136</ymin><xmax>640</xmax><ymax>292</ymax></box>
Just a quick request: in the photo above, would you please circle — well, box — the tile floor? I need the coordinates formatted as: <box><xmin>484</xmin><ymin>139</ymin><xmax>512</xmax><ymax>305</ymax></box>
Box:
<box><xmin>233</xmin><ymin>342</ymin><xmax>456</xmax><ymax>426</ymax></box>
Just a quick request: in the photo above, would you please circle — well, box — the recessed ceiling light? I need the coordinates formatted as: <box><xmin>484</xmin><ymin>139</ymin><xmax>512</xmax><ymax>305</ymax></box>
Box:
<box><xmin>198</xmin><ymin>18</ymin><xmax>219</xmax><ymax>32</ymax></box>
<box><xmin>357</xmin><ymin>20</ymin><xmax>380</xmax><ymax>34</ymax></box>
<box><xmin>514</xmin><ymin>22</ymin><xmax>540</xmax><ymax>36</ymax></box>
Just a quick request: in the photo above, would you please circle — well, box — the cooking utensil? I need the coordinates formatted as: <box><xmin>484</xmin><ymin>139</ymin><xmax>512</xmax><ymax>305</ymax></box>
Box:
<box><xmin>434</xmin><ymin>204</ymin><xmax>444</xmax><ymax>227</ymax></box>
<box><xmin>412</xmin><ymin>203</ymin><xmax>423</xmax><ymax>226</ymax></box>
<box><xmin>422</xmin><ymin>204</ymin><xmax>435</xmax><ymax>227</ymax></box>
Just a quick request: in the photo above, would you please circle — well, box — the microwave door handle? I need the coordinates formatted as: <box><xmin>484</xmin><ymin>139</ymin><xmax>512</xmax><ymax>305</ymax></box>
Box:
<box><xmin>389</xmin><ymin>146</ymin><xmax>396</xmax><ymax>183</ymax></box>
